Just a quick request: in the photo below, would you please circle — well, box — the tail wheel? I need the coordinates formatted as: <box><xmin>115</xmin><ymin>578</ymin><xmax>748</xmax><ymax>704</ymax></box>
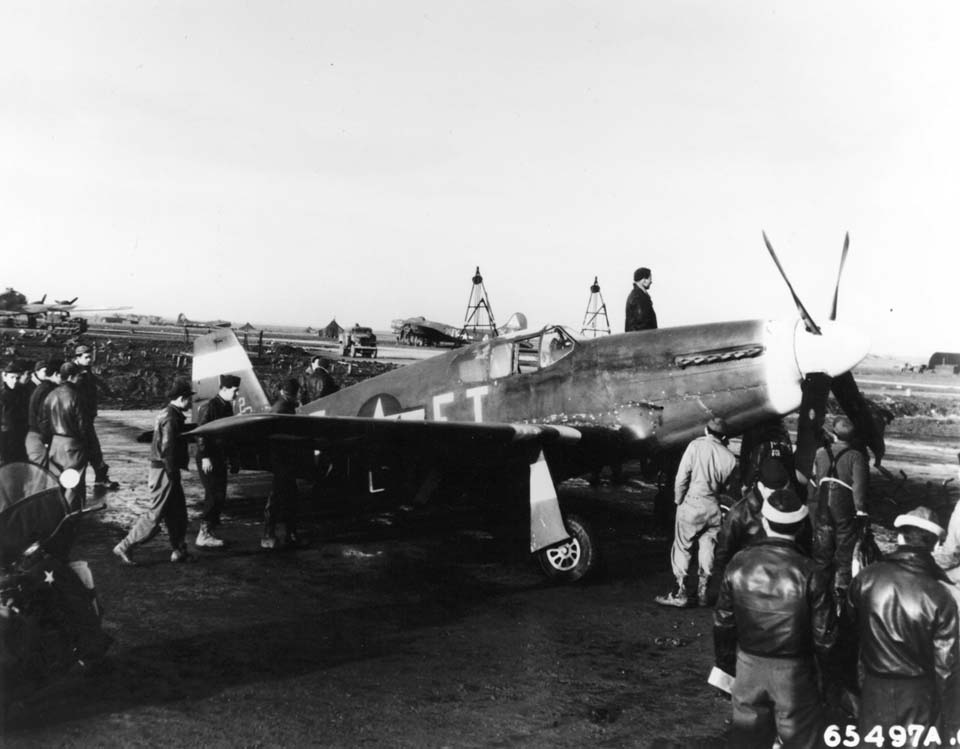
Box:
<box><xmin>536</xmin><ymin>513</ymin><xmax>598</xmax><ymax>583</ymax></box>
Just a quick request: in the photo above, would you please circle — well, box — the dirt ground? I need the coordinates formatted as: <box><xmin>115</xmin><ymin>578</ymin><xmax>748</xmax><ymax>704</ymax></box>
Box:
<box><xmin>3</xmin><ymin>407</ymin><xmax>959</xmax><ymax>747</ymax></box>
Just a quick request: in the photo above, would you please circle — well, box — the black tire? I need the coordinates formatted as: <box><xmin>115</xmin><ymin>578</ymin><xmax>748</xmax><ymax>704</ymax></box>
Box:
<box><xmin>536</xmin><ymin>513</ymin><xmax>598</xmax><ymax>583</ymax></box>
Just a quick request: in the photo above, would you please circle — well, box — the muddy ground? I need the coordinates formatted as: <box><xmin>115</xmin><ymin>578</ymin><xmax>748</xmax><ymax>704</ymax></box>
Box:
<box><xmin>3</xmin><ymin>407</ymin><xmax>959</xmax><ymax>748</ymax></box>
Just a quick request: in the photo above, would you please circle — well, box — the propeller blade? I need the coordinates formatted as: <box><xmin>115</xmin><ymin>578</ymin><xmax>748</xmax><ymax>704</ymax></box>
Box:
<box><xmin>831</xmin><ymin>371</ymin><xmax>888</xmax><ymax>466</ymax></box>
<box><xmin>762</xmin><ymin>231</ymin><xmax>821</xmax><ymax>334</ymax></box>
<box><xmin>829</xmin><ymin>232</ymin><xmax>850</xmax><ymax>321</ymax></box>
<box><xmin>794</xmin><ymin>373</ymin><xmax>832</xmax><ymax>482</ymax></box>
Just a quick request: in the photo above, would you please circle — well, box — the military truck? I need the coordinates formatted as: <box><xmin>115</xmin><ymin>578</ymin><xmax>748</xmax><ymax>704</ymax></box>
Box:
<box><xmin>340</xmin><ymin>325</ymin><xmax>378</xmax><ymax>358</ymax></box>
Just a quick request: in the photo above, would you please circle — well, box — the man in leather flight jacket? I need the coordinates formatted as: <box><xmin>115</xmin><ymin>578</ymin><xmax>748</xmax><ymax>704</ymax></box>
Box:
<box><xmin>848</xmin><ymin>506</ymin><xmax>960</xmax><ymax>737</ymax></box>
<box><xmin>113</xmin><ymin>379</ymin><xmax>195</xmax><ymax>565</ymax></box>
<box><xmin>44</xmin><ymin>362</ymin><xmax>89</xmax><ymax>511</ymax></box>
<box><xmin>714</xmin><ymin>489</ymin><xmax>837</xmax><ymax>749</ymax></box>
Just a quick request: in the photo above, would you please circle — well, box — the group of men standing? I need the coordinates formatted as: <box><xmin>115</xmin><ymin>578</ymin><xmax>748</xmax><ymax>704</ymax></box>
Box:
<box><xmin>649</xmin><ymin>407</ymin><xmax>959</xmax><ymax>746</ymax></box>
<box><xmin>0</xmin><ymin>344</ymin><xmax>117</xmax><ymax>509</ymax></box>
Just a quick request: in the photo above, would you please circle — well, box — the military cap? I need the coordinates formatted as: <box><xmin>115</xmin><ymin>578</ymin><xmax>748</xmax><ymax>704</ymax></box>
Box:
<box><xmin>2</xmin><ymin>360</ymin><xmax>21</xmax><ymax>374</ymax></box>
<box><xmin>706</xmin><ymin>417</ymin><xmax>729</xmax><ymax>437</ymax></box>
<box><xmin>281</xmin><ymin>378</ymin><xmax>300</xmax><ymax>395</ymax></box>
<box><xmin>633</xmin><ymin>267</ymin><xmax>652</xmax><ymax>282</ymax></box>
<box><xmin>832</xmin><ymin>416</ymin><xmax>855</xmax><ymax>441</ymax></box>
<box><xmin>758</xmin><ymin>458</ymin><xmax>790</xmax><ymax>490</ymax></box>
<box><xmin>59</xmin><ymin>362</ymin><xmax>80</xmax><ymax>379</ymax></box>
<box><xmin>74</xmin><ymin>344</ymin><xmax>92</xmax><ymax>355</ymax></box>
<box><xmin>761</xmin><ymin>488</ymin><xmax>808</xmax><ymax>524</ymax></box>
<box><xmin>167</xmin><ymin>378</ymin><xmax>196</xmax><ymax>401</ymax></box>
<box><xmin>219</xmin><ymin>373</ymin><xmax>242</xmax><ymax>389</ymax></box>
<box><xmin>33</xmin><ymin>359</ymin><xmax>48</xmax><ymax>372</ymax></box>
<box><xmin>894</xmin><ymin>506</ymin><xmax>945</xmax><ymax>541</ymax></box>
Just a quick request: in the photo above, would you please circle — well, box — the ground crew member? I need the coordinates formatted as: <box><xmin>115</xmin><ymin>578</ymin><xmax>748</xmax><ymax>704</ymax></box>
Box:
<box><xmin>738</xmin><ymin>417</ymin><xmax>795</xmax><ymax>494</ymax></box>
<box><xmin>44</xmin><ymin>362</ymin><xmax>88</xmax><ymax>510</ymax></box>
<box><xmin>300</xmin><ymin>355</ymin><xmax>339</xmax><ymax>405</ymax></box>
<box><xmin>0</xmin><ymin>359</ymin><xmax>28</xmax><ymax>464</ymax></box>
<box><xmin>848</xmin><ymin>506</ymin><xmax>960</xmax><ymax>737</ymax></box>
<box><xmin>809</xmin><ymin>415</ymin><xmax>869</xmax><ymax>594</ymax></box>
<box><xmin>262</xmin><ymin>378</ymin><xmax>301</xmax><ymax>549</ymax></box>
<box><xmin>25</xmin><ymin>357</ymin><xmax>63</xmax><ymax>464</ymax></box>
<box><xmin>625</xmin><ymin>266</ymin><xmax>657</xmax><ymax>332</ymax></box>
<box><xmin>656</xmin><ymin>417</ymin><xmax>737</xmax><ymax>607</ymax></box>
<box><xmin>713</xmin><ymin>457</ymin><xmax>812</xmax><ymax>580</ymax></box>
<box><xmin>195</xmin><ymin>373</ymin><xmax>241</xmax><ymax>548</ymax></box>
<box><xmin>73</xmin><ymin>344</ymin><xmax>118</xmax><ymax>490</ymax></box>
<box><xmin>714</xmin><ymin>488</ymin><xmax>836</xmax><ymax>749</ymax></box>
<box><xmin>113</xmin><ymin>378</ymin><xmax>195</xmax><ymax>565</ymax></box>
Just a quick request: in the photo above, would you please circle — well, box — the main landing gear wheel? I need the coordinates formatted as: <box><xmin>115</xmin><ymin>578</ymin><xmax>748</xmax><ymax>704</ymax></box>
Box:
<box><xmin>536</xmin><ymin>514</ymin><xmax>598</xmax><ymax>583</ymax></box>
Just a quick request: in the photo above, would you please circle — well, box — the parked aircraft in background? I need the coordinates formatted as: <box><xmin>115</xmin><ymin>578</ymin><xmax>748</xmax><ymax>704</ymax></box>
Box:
<box><xmin>189</xmin><ymin>235</ymin><xmax>883</xmax><ymax>582</ymax></box>
<box><xmin>175</xmin><ymin>313</ymin><xmax>232</xmax><ymax>328</ymax></box>
<box><xmin>392</xmin><ymin>317</ymin><xmax>466</xmax><ymax>347</ymax></box>
<box><xmin>0</xmin><ymin>287</ymin><xmax>130</xmax><ymax>326</ymax></box>
<box><xmin>392</xmin><ymin>312</ymin><xmax>529</xmax><ymax>347</ymax></box>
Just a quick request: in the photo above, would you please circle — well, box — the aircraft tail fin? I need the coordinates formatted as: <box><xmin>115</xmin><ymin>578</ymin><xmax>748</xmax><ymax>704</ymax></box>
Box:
<box><xmin>192</xmin><ymin>329</ymin><xmax>270</xmax><ymax>416</ymax></box>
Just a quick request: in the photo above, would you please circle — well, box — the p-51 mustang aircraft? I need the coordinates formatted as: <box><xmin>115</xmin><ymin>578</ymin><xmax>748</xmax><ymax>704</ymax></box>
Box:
<box><xmin>190</xmin><ymin>235</ymin><xmax>882</xmax><ymax>581</ymax></box>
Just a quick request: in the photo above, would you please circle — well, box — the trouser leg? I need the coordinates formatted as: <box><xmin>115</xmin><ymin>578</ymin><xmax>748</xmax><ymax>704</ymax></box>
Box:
<box><xmin>87</xmin><ymin>425</ymin><xmax>108</xmax><ymax>476</ymax></box>
<box><xmin>830</xmin><ymin>492</ymin><xmax>857</xmax><ymax>589</ymax></box>
<box><xmin>199</xmin><ymin>466</ymin><xmax>227</xmax><ymax>527</ymax></box>
<box><xmin>859</xmin><ymin>675</ymin><xmax>936</xmax><ymax>735</ymax></box>
<box><xmin>730</xmin><ymin>651</ymin><xmax>777</xmax><ymax>749</ymax></box>
<box><xmin>162</xmin><ymin>472</ymin><xmax>187</xmax><ymax>549</ymax></box>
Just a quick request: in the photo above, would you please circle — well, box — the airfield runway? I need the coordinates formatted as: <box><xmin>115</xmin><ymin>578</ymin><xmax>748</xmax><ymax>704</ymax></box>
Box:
<box><xmin>3</xmin><ymin>409</ymin><xmax>958</xmax><ymax>747</ymax></box>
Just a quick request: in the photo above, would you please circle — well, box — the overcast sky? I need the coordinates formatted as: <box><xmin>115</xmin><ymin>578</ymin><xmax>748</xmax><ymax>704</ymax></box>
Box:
<box><xmin>2</xmin><ymin>1</ymin><xmax>957</xmax><ymax>358</ymax></box>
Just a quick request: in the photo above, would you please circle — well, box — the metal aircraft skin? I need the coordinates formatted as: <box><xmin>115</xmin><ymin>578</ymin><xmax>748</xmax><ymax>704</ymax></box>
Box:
<box><xmin>0</xmin><ymin>288</ymin><xmax>129</xmax><ymax>320</ymax></box>
<box><xmin>190</xmin><ymin>314</ymin><xmax>870</xmax><ymax>578</ymax></box>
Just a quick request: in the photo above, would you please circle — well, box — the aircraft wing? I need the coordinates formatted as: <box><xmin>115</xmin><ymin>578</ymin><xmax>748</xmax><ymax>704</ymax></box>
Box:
<box><xmin>188</xmin><ymin>412</ymin><xmax>582</xmax><ymax>454</ymax></box>
<box><xmin>189</xmin><ymin>412</ymin><xmax>584</xmax><ymax>552</ymax></box>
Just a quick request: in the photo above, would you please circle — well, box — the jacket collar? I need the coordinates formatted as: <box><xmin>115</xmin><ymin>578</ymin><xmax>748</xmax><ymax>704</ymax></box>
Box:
<box><xmin>885</xmin><ymin>547</ymin><xmax>951</xmax><ymax>583</ymax></box>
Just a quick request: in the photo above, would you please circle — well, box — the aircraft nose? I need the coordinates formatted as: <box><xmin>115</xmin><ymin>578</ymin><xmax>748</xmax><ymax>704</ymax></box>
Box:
<box><xmin>794</xmin><ymin>320</ymin><xmax>870</xmax><ymax>377</ymax></box>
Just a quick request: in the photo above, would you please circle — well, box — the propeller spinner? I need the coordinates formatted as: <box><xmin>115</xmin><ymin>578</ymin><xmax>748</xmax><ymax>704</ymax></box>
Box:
<box><xmin>763</xmin><ymin>232</ymin><xmax>886</xmax><ymax>480</ymax></box>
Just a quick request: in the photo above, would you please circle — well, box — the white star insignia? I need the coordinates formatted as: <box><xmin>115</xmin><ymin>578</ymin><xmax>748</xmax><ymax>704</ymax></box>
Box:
<box><xmin>44</xmin><ymin>570</ymin><xmax>55</xmax><ymax>585</ymax></box>
<box><xmin>373</xmin><ymin>398</ymin><xmax>385</xmax><ymax>418</ymax></box>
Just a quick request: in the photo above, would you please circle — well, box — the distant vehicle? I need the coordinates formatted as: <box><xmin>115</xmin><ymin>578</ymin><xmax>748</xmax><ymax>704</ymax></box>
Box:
<box><xmin>340</xmin><ymin>325</ymin><xmax>378</xmax><ymax>358</ymax></box>
<box><xmin>100</xmin><ymin>314</ymin><xmax>140</xmax><ymax>324</ymax></box>
<box><xmin>175</xmin><ymin>313</ymin><xmax>231</xmax><ymax>329</ymax></box>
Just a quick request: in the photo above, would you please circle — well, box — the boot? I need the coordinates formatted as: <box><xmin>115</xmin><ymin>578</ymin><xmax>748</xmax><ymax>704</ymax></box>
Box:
<box><xmin>113</xmin><ymin>539</ymin><xmax>136</xmax><ymax>566</ymax></box>
<box><xmin>170</xmin><ymin>545</ymin><xmax>191</xmax><ymax>563</ymax></box>
<box><xmin>94</xmin><ymin>467</ymin><xmax>120</xmax><ymax>491</ymax></box>
<box><xmin>196</xmin><ymin>522</ymin><xmax>225</xmax><ymax>548</ymax></box>
<box><xmin>655</xmin><ymin>581</ymin><xmax>689</xmax><ymax>608</ymax></box>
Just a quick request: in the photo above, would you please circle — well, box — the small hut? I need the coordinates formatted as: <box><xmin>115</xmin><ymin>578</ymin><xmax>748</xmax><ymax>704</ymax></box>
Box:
<box><xmin>320</xmin><ymin>319</ymin><xmax>344</xmax><ymax>341</ymax></box>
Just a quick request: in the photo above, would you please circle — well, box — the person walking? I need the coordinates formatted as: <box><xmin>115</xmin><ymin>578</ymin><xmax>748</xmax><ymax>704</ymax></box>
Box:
<box><xmin>113</xmin><ymin>379</ymin><xmax>195</xmax><ymax>565</ymax></box>
<box><xmin>656</xmin><ymin>417</ymin><xmax>738</xmax><ymax>607</ymax></box>
<box><xmin>625</xmin><ymin>267</ymin><xmax>657</xmax><ymax>332</ymax></box>
<box><xmin>195</xmin><ymin>374</ymin><xmax>241</xmax><ymax>548</ymax></box>
<box><xmin>0</xmin><ymin>359</ymin><xmax>28</xmax><ymax>464</ymax></box>
<box><xmin>848</xmin><ymin>506</ymin><xmax>960</xmax><ymax>737</ymax></box>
